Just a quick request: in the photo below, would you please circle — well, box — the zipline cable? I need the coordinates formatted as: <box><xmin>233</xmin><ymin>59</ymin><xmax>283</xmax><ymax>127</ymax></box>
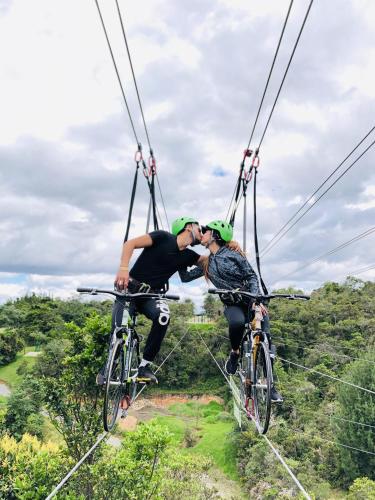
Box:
<box><xmin>262</xmin><ymin>138</ymin><xmax>375</xmax><ymax>258</ymax></box>
<box><xmin>115</xmin><ymin>0</ymin><xmax>152</xmax><ymax>149</ymax></box>
<box><xmin>348</xmin><ymin>263</ymin><xmax>375</xmax><ymax>277</ymax></box>
<box><xmin>257</xmin><ymin>0</ymin><xmax>314</xmax><ymax>149</ymax></box>
<box><xmin>282</xmin><ymin>405</ymin><xmax>375</xmax><ymax>431</ymax></box>
<box><xmin>46</xmin><ymin>327</ymin><xmax>190</xmax><ymax>499</ymax></box>
<box><xmin>279</xmin><ymin>357</ymin><xmax>375</xmax><ymax>395</ymax></box>
<box><xmin>246</xmin><ymin>0</ymin><xmax>294</xmax><ymax>149</ymax></box>
<box><xmin>275</xmin><ymin>226</ymin><xmax>375</xmax><ymax>283</ymax></box>
<box><xmin>115</xmin><ymin>0</ymin><xmax>170</xmax><ymax>230</ymax></box>
<box><xmin>226</xmin><ymin>1</ymin><xmax>294</xmax><ymax>224</ymax></box>
<box><xmin>45</xmin><ymin>432</ymin><xmax>109</xmax><ymax>500</ymax></box>
<box><xmin>261</xmin><ymin>126</ymin><xmax>375</xmax><ymax>255</ymax></box>
<box><xmin>290</xmin><ymin>429</ymin><xmax>375</xmax><ymax>456</ymax></box>
<box><xmin>94</xmin><ymin>0</ymin><xmax>139</xmax><ymax>144</ymax></box>
<box><xmin>197</xmin><ymin>332</ymin><xmax>311</xmax><ymax>500</ymax></box>
<box><xmin>271</xmin><ymin>335</ymin><xmax>375</xmax><ymax>366</ymax></box>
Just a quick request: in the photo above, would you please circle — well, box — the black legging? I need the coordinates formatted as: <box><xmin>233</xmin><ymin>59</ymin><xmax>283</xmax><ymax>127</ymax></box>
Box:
<box><xmin>111</xmin><ymin>297</ymin><xmax>170</xmax><ymax>362</ymax></box>
<box><xmin>224</xmin><ymin>303</ymin><xmax>271</xmax><ymax>351</ymax></box>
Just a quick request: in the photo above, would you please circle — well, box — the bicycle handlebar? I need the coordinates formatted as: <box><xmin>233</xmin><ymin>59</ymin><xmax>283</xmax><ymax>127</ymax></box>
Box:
<box><xmin>76</xmin><ymin>287</ymin><xmax>180</xmax><ymax>301</ymax></box>
<box><xmin>208</xmin><ymin>288</ymin><xmax>310</xmax><ymax>301</ymax></box>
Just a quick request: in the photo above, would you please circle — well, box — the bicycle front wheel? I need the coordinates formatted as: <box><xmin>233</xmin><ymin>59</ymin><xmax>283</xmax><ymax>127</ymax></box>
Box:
<box><xmin>253</xmin><ymin>341</ymin><xmax>272</xmax><ymax>434</ymax></box>
<box><xmin>103</xmin><ymin>339</ymin><xmax>124</xmax><ymax>431</ymax></box>
<box><xmin>123</xmin><ymin>336</ymin><xmax>139</xmax><ymax>405</ymax></box>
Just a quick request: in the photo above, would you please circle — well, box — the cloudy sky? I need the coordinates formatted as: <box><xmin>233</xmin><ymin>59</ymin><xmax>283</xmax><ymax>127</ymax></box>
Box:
<box><xmin>0</xmin><ymin>0</ymin><xmax>374</xmax><ymax>309</ymax></box>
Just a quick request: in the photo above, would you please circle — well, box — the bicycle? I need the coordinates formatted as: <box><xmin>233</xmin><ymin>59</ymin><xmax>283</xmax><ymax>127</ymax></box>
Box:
<box><xmin>77</xmin><ymin>287</ymin><xmax>179</xmax><ymax>431</ymax></box>
<box><xmin>208</xmin><ymin>288</ymin><xmax>309</xmax><ymax>434</ymax></box>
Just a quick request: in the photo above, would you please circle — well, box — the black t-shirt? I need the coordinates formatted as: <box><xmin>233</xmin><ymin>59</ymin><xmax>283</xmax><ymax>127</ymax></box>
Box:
<box><xmin>130</xmin><ymin>230</ymin><xmax>200</xmax><ymax>288</ymax></box>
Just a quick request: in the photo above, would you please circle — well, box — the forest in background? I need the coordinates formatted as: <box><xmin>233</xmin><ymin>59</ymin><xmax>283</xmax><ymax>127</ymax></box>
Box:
<box><xmin>0</xmin><ymin>277</ymin><xmax>374</xmax><ymax>499</ymax></box>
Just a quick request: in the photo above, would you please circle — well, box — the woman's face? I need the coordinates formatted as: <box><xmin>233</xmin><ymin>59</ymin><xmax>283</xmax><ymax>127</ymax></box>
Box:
<box><xmin>201</xmin><ymin>229</ymin><xmax>212</xmax><ymax>247</ymax></box>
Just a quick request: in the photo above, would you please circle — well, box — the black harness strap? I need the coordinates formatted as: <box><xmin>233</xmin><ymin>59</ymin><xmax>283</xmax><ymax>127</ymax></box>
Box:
<box><xmin>124</xmin><ymin>145</ymin><xmax>142</xmax><ymax>242</ymax></box>
<box><xmin>253</xmin><ymin>154</ymin><xmax>268</xmax><ymax>295</ymax></box>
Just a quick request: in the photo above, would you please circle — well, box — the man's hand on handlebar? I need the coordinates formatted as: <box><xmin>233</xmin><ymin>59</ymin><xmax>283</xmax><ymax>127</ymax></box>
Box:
<box><xmin>115</xmin><ymin>268</ymin><xmax>129</xmax><ymax>290</ymax></box>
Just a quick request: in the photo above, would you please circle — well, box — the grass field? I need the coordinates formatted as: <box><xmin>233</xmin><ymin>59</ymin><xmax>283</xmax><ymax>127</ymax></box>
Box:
<box><xmin>150</xmin><ymin>400</ymin><xmax>239</xmax><ymax>480</ymax></box>
<box><xmin>0</xmin><ymin>346</ymin><xmax>38</xmax><ymax>389</ymax></box>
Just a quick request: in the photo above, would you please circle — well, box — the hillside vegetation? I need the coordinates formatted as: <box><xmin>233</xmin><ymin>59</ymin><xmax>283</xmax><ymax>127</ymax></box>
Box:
<box><xmin>0</xmin><ymin>277</ymin><xmax>374</xmax><ymax>498</ymax></box>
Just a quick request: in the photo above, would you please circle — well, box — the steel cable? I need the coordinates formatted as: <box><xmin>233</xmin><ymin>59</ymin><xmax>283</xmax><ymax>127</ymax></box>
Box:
<box><xmin>261</xmin><ymin>125</ymin><xmax>375</xmax><ymax>255</ymax></box>
<box><xmin>262</xmin><ymin>138</ymin><xmax>375</xmax><ymax>259</ymax></box>
<box><xmin>94</xmin><ymin>0</ymin><xmax>139</xmax><ymax>144</ymax></box>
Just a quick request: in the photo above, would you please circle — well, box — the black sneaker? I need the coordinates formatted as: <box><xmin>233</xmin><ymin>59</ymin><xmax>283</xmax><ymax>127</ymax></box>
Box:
<box><xmin>137</xmin><ymin>364</ymin><xmax>158</xmax><ymax>384</ymax></box>
<box><xmin>225</xmin><ymin>351</ymin><xmax>240</xmax><ymax>375</ymax></box>
<box><xmin>96</xmin><ymin>367</ymin><xmax>105</xmax><ymax>386</ymax></box>
<box><xmin>270</xmin><ymin>386</ymin><xmax>283</xmax><ymax>403</ymax></box>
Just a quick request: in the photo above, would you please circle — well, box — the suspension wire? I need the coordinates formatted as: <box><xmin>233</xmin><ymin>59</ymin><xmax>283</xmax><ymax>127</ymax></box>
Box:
<box><xmin>115</xmin><ymin>0</ymin><xmax>152</xmax><ymax>150</ymax></box>
<box><xmin>45</xmin><ymin>432</ymin><xmax>109</xmax><ymax>500</ymax></box>
<box><xmin>281</xmin><ymin>404</ymin><xmax>375</xmax><ymax>431</ymax></box>
<box><xmin>226</xmin><ymin>0</ymin><xmax>294</xmax><ymax>224</ymax></box>
<box><xmin>348</xmin><ymin>263</ymin><xmax>375</xmax><ymax>276</ymax></box>
<box><xmin>262</xmin><ymin>137</ymin><xmax>375</xmax><ymax>258</ymax></box>
<box><xmin>272</xmin><ymin>335</ymin><xmax>375</xmax><ymax>366</ymax></box>
<box><xmin>261</xmin><ymin>125</ymin><xmax>375</xmax><ymax>255</ymax></box>
<box><xmin>156</xmin><ymin>174</ymin><xmax>170</xmax><ymax>230</ymax></box>
<box><xmin>257</xmin><ymin>0</ymin><xmax>314</xmax><ymax>150</ymax></box>
<box><xmin>94</xmin><ymin>0</ymin><xmax>139</xmax><ymax>144</ymax></box>
<box><xmin>290</xmin><ymin>429</ymin><xmax>375</xmax><ymax>456</ymax></box>
<box><xmin>275</xmin><ymin>226</ymin><xmax>375</xmax><ymax>283</ymax></box>
<box><xmin>272</xmin><ymin>334</ymin><xmax>367</xmax><ymax>356</ymax></box>
<box><xmin>246</xmin><ymin>0</ymin><xmax>294</xmax><ymax>149</ymax></box>
<box><xmin>197</xmin><ymin>332</ymin><xmax>311</xmax><ymax>500</ymax></box>
<box><xmin>279</xmin><ymin>357</ymin><xmax>375</xmax><ymax>395</ymax></box>
<box><xmin>115</xmin><ymin>1</ymin><xmax>170</xmax><ymax>230</ymax></box>
<box><xmin>46</xmin><ymin>327</ymin><xmax>190</xmax><ymax>499</ymax></box>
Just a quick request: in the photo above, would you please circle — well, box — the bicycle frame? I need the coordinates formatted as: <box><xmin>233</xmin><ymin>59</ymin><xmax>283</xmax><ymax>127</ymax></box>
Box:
<box><xmin>240</xmin><ymin>303</ymin><xmax>272</xmax><ymax>418</ymax></box>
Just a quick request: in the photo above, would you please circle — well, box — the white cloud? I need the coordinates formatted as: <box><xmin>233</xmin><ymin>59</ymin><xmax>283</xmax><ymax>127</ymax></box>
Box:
<box><xmin>0</xmin><ymin>0</ymin><xmax>374</xmax><ymax>304</ymax></box>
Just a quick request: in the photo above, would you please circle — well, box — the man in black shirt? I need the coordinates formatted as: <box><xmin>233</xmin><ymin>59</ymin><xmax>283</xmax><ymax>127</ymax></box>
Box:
<box><xmin>113</xmin><ymin>217</ymin><xmax>203</xmax><ymax>383</ymax></box>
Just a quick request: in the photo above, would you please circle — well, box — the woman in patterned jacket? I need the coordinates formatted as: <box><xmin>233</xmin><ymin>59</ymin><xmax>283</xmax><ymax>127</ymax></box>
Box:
<box><xmin>179</xmin><ymin>220</ymin><xmax>282</xmax><ymax>403</ymax></box>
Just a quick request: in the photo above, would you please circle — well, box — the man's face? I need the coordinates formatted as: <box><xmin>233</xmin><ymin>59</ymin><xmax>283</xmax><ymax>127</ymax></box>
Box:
<box><xmin>186</xmin><ymin>223</ymin><xmax>202</xmax><ymax>244</ymax></box>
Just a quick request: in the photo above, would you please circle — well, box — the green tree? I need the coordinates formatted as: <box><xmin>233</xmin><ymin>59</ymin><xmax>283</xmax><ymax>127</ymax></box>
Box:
<box><xmin>335</xmin><ymin>356</ymin><xmax>375</xmax><ymax>484</ymax></box>
<box><xmin>0</xmin><ymin>327</ymin><xmax>24</xmax><ymax>366</ymax></box>
<box><xmin>348</xmin><ymin>477</ymin><xmax>375</xmax><ymax>499</ymax></box>
<box><xmin>4</xmin><ymin>376</ymin><xmax>43</xmax><ymax>440</ymax></box>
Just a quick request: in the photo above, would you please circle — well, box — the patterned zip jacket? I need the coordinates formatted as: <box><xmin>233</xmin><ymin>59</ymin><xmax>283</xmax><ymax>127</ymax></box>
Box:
<box><xmin>179</xmin><ymin>246</ymin><xmax>260</xmax><ymax>294</ymax></box>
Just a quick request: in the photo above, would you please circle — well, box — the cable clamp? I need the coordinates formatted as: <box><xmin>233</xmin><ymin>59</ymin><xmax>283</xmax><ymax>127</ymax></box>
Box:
<box><xmin>135</xmin><ymin>144</ymin><xmax>143</xmax><ymax>163</ymax></box>
<box><xmin>252</xmin><ymin>150</ymin><xmax>260</xmax><ymax>168</ymax></box>
<box><xmin>148</xmin><ymin>155</ymin><xmax>157</xmax><ymax>175</ymax></box>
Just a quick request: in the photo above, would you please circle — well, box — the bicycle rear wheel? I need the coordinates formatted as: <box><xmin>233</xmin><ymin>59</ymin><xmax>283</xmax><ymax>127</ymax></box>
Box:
<box><xmin>103</xmin><ymin>339</ymin><xmax>124</xmax><ymax>431</ymax></box>
<box><xmin>253</xmin><ymin>341</ymin><xmax>272</xmax><ymax>434</ymax></box>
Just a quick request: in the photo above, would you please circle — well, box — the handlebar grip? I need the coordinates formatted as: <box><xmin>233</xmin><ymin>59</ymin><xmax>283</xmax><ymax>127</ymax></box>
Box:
<box><xmin>165</xmin><ymin>294</ymin><xmax>180</xmax><ymax>301</ymax></box>
<box><xmin>77</xmin><ymin>287</ymin><xmax>95</xmax><ymax>293</ymax></box>
<box><xmin>208</xmin><ymin>288</ymin><xmax>218</xmax><ymax>294</ymax></box>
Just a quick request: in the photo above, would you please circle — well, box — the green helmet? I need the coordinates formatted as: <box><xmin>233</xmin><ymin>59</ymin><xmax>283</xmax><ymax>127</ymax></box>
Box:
<box><xmin>205</xmin><ymin>220</ymin><xmax>233</xmax><ymax>242</ymax></box>
<box><xmin>171</xmin><ymin>217</ymin><xmax>199</xmax><ymax>236</ymax></box>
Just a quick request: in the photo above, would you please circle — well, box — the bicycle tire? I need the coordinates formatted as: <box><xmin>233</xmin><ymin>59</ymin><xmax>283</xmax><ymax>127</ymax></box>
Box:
<box><xmin>103</xmin><ymin>339</ymin><xmax>124</xmax><ymax>431</ymax></box>
<box><xmin>253</xmin><ymin>341</ymin><xmax>272</xmax><ymax>434</ymax></box>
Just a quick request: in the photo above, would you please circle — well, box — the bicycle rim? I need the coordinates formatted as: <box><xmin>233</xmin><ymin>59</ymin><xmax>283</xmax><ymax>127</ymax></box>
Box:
<box><xmin>253</xmin><ymin>342</ymin><xmax>272</xmax><ymax>434</ymax></box>
<box><xmin>103</xmin><ymin>340</ymin><xmax>124</xmax><ymax>431</ymax></box>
